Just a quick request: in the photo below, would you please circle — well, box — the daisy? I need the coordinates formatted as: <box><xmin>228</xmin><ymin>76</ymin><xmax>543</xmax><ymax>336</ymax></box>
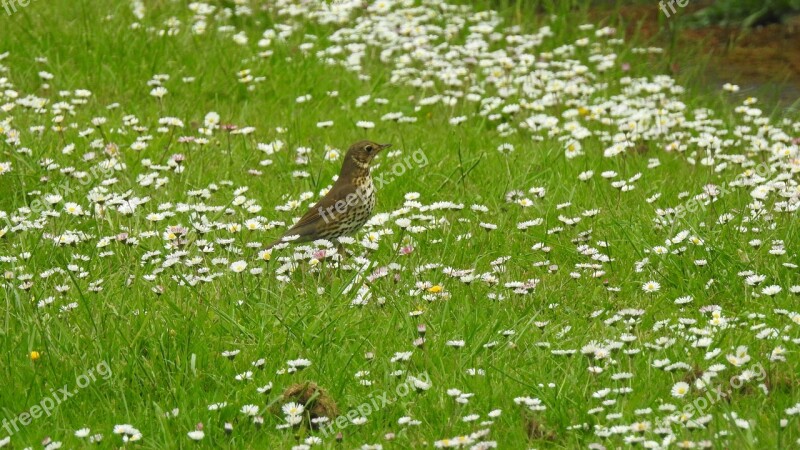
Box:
<box><xmin>285</xmin><ymin>414</ymin><xmax>302</xmax><ymax>426</ymax></box>
<box><xmin>745</xmin><ymin>274</ymin><xmax>766</xmax><ymax>285</ymax></box>
<box><xmin>235</xmin><ymin>370</ymin><xmax>253</xmax><ymax>381</ymax></box>
<box><xmin>241</xmin><ymin>404</ymin><xmax>260</xmax><ymax>416</ymax></box>
<box><xmin>64</xmin><ymin>202</ymin><xmax>84</xmax><ymax>216</ymax></box>
<box><xmin>282</xmin><ymin>402</ymin><xmax>304</xmax><ymax>416</ymax></box>
<box><xmin>287</xmin><ymin>358</ymin><xmax>311</xmax><ymax>369</ymax></box>
<box><xmin>230</xmin><ymin>260</ymin><xmax>247</xmax><ymax>273</ymax></box>
<box><xmin>187</xmin><ymin>430</ymin><xmax>204</xmax><ymax>441</ymax></box>
<box><xmin>642</xmin><ymin>281</ymin><xmax>661</xmax><ymax>293</ymax></box>
<box><xmin>221</xmin><ymin>349</ymin><xmax>239</xmax><ymax>359</ymax></box>
<box><xmin>723</xmin><ymin>83</ymin><xmax>740</xmax><ymax>92</ymax></box>
<box><xmin>150</xmin><ymin>86</ymin><xmax>168</xmax><ymax>98</ymax></box>
<box><xmin>671</xmin><ymin>382</ymin><xmax>690</xmax><ymax>398</ymax></box>
<box><xmin>761</xmin><ymin>285</ymin><xmax>781</xmax><ymax>296</ymax></box>
<box><xmin>497</xmin><ymin>143</ymin><xmax>514</xmax><ymax>154</ymax></box>
<box><xmin>324</xmin><ymin>148</ymin><xmax>340</xmax><ymax>161</ymax></box>
<box><xmin>391</xmin><ymin>351</ymin><xmax>413</xmax><ymax>362</ymax></box>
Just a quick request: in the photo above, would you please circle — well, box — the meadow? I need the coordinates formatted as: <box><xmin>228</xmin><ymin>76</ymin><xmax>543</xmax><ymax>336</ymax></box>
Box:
<box><xmin>1</xmin><ymin>0</ymin><xmax>799</xmax><ymax>448</ymax></box>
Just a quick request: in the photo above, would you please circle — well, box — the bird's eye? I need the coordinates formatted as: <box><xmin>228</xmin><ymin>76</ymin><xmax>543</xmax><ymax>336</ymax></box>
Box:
<box><xmin>365</xmin><ymin>145</ymin><xmax>374</xmax><ymax>153</ymax></box>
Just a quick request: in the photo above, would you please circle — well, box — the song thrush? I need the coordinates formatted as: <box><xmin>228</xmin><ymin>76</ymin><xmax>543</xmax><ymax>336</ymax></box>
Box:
<box><xmin>265</xmin><ymin>140</ymin><xmax>391</xmax><ymax>250</ymax></box>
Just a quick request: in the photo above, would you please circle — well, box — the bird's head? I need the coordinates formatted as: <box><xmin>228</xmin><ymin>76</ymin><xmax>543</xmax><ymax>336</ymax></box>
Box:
<box><xmin>344</xmin><ymin>140</ymin><xmax>391</xmax><ymax>169</ymax></box>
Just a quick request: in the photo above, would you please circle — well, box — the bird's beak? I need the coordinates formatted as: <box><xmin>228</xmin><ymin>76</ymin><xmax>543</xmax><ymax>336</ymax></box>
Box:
<box><xmin>378</xmin><ymin>143</ymin><xmax>392</xmax><ymax>152</ymax></box>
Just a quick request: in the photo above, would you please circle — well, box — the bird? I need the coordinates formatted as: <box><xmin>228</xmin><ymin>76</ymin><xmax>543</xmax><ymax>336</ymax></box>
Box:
<box><xmin>264</xmin><ymin>140</ymin><xmax>391</xmax><ymax>252</ymax></box>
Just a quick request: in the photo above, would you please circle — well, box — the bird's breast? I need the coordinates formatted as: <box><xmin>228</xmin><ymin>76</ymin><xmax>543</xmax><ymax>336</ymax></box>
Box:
<box><xmin>354</xmin><ymin>176</ymin><xmax>376</xmax><ymax>211</ymax></box>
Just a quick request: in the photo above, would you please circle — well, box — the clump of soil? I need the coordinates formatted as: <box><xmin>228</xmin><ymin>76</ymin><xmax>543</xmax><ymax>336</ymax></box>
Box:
<box><xmin>525</xmin><ymin>416</ymin><xmax>557</xmax><ymax>442</ymax></box>
<box><xmin>272</xmin><ymin>382</ymin><xmax>339</xmax><ymax>428</ymax></box>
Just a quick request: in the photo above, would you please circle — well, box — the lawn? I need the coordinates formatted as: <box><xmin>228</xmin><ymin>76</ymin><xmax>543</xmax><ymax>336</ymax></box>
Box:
<box><xmin>1</xmin><ymin>0</ymin><xmax>799</xmax><ymax>449</ymax></box>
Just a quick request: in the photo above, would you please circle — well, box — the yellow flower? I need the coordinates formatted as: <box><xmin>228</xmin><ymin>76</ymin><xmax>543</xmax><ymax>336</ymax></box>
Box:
<box><xmin>427</xmin><ymin>285</ymin><xmax>443</xmax><ymax>293</ymax></box>
<box><xmin>30</xmin><ymin>351</ymin><xmax>41</xmax><ymax>361</ymax></box>
<box><xmin>578</xmin><ymin>106</ymin><xmax>589</xmax><ymax>116</ymax></box>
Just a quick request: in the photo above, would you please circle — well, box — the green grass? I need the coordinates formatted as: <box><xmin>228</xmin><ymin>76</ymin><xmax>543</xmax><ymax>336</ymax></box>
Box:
<box><xmin>1</xmin><ymin>0</ymin><xmax>799</xmax><ymax>449</ymax></box>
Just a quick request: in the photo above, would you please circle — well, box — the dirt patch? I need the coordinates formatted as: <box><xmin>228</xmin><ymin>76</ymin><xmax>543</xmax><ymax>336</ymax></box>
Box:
<box><xmin>592</xmin><ymin>2</ymin><xmax>800</xmax><ymax>112</ymax></box>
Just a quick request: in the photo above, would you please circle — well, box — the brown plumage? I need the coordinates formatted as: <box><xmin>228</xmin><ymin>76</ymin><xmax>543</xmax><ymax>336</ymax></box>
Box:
<box><xmin>265</xmin><ymin>140</ymin><xmax>391</xmax><ymax>250</ymax></box>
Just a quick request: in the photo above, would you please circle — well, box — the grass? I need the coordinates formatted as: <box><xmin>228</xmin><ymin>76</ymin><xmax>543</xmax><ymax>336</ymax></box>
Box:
<box><xmin>1</xmin><ymin>0</ymin><xmax>799</xmax><ymax>448</ymax></box>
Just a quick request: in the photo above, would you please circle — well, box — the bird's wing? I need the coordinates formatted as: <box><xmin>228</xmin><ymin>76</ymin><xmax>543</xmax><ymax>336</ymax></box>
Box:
<box><xmin>282</xmin><ymin>181</ymin><xmax>359</xmax><ymax>236</ymax></box>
